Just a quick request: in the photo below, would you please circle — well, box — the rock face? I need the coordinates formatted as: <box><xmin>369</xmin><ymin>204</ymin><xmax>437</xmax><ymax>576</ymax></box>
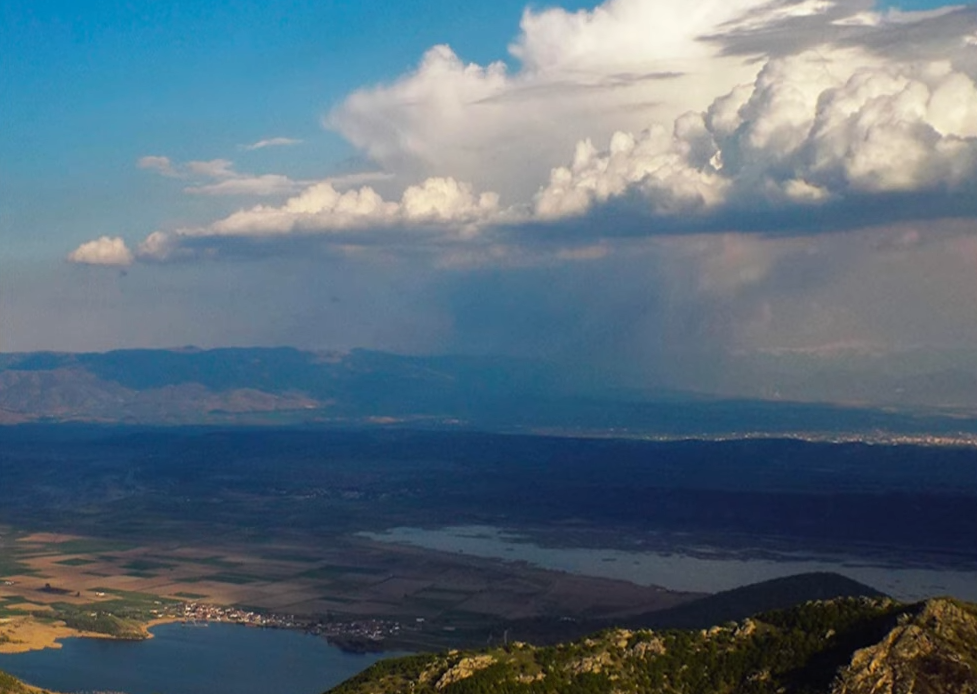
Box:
<box><xmin>327</xmin><ymin>598</ymin><xmax>977</xmax><ymax>694</ymax></box>
<box><xmin>832</xmin><ymin>599</ymin><xmax>977</xmax><ymax>694</ymax></box>
<box><xmin>434</xmin><ymin>655</ymin><xmax>497</xmax><ymax>690</ymax></box>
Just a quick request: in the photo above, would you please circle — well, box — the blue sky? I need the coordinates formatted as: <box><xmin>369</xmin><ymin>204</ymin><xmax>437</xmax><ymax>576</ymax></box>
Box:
<box><xmin>3</xmin><ymin>0</ymin><xmax>977</xmax><ymax>403</ymax></box>
<box><xmin>0</xmin><ymin>0</ymin><xmax>956</xmax><ymax>259</ymax></box>
<box><xmin>1</xmin><ymin>0</ymin><xmax>586</xmax><ymax>257</ymax></box>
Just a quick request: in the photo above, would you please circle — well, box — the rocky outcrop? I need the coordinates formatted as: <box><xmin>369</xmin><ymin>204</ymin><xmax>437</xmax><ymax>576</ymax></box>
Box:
<box><xmin>832</xmin><ymin>599</ymin><xmax>977</xmax><ymax>694</ymax></box>
<box><xmin>328</xmin><ymin>597</ymin><xmax>977</xmax><ymax>694</ymax></box>
<box><xmin>434</xmin><ymin>655</ymin><xmax>497</xmax><ymax>690</ymax></box>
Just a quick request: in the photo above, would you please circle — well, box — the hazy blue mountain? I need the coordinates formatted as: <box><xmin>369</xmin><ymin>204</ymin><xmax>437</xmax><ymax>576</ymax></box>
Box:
<box><xmin>697</xmin><ymin>347</ymin><xmax>977</xmax><ymax>410</ymax></box>
<box><xmin>1</xmin><ymin>347</ymin><xmax>976</xmax><ymax>435</ymax></box>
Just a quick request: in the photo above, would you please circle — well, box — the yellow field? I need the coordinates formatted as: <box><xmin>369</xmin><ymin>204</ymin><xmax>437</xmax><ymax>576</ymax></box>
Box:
<box><xmin>0</xmin><ymin>616</ymin><xmax>115</xmax><ymax>654</ymax></box>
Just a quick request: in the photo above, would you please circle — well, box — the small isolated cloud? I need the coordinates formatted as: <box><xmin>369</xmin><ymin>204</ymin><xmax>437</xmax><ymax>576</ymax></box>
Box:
<box><xmin>67</xmin><ymin>236</ymin><xmax>134</xmax><ymax>267</ymax></box>
<box><xmin>138</xmin><ymin>156</ymin><xmax>230</xmax><ymax>180</ymax></box>
<box><xmin>242</xmin><ymin>137</ymin><xmax>303</xmax><ymax>151</ymax></box>
<box><xmin>137</xmin><ymin>155</ymin><xmax>179</xmax><ymax>177</ymax></box>
<box><xmin>185</xmin><ymin>159</ymin><xmax>237</xmax><ymax>179</ymax></box>
<box><xmin>138</xmin><ymin>155</ymin><xmax>306</xmax><ymax>197</ymax></box>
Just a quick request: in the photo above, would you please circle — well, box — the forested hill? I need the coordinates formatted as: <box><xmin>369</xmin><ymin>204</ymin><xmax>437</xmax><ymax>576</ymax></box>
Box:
<box><xmin>326</xmin><ymin>597</ymin><xmax>977</xmax><ymax>694</ymax></box>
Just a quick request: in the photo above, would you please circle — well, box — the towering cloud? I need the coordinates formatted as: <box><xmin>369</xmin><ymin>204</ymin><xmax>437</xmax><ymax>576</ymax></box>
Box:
<box><xmin>535</xmin><ymin>49</ymin><xmax>977</xmax><ymax>226</ymax></box>
<box><xmin>327</xmin><ymin>0</ymin><xmax>770</xmax><ymax>200</ymax></box>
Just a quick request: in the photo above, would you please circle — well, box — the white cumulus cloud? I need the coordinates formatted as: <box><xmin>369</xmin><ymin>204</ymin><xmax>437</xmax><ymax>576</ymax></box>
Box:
<box><xmin>328</xmin><ymin>0</ymin><xmax>977</xmax><ymax>213</ymax></box>
<box><xmin>535</xmin><ymin>49</ymin><xmax>977</xmax><ymax>224</ymax></box>
<box><xmin>67</xmin><ymin>236</ymin><xmax>134</xmax><ymax>267</ymax></box>
<box><xmin>135</xmin><ymin>177</ymin><xmax>501</xmax><ymax>261</ymax></box>
<box><xmin>328</xmin><ymin>0</ymin><xmax>771</xmax><ymax>200</ymax></box>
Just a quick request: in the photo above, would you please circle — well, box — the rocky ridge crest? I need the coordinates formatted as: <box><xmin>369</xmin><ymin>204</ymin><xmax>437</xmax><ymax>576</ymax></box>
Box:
<box><xmin>327</xmin><ymin>597</ymin><xmax>977</xmax><ymax>694</ymax></box>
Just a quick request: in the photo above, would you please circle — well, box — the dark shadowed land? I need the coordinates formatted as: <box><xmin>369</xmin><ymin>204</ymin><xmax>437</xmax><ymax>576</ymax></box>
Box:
<box><xmin>1</xmin><ymin>425</ymin><xmax>975</xmax><ymax>654</ymax></box>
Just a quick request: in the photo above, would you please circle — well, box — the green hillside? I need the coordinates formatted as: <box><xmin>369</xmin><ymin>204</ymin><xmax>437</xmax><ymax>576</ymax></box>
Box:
<box><xmin>327</xmin><ymin>597</ymin><xmax>977</xmax><ymax>694</ymax></box>
<box><xmin>0</xmin><ymin>669</ymin><xmax>51</xmax><ymax>694</ymax></box>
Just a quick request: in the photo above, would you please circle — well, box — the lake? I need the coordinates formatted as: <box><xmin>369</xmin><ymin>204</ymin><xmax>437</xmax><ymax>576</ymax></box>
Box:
<box><xmin>362</xmin><ymin>525</ymin><xmax>977</xmax><ymax>602</ymax></box>
<box><xmin>0</xmin><ymin>622</ymin><xmax>392</xmax><ymax>694</ymax></box>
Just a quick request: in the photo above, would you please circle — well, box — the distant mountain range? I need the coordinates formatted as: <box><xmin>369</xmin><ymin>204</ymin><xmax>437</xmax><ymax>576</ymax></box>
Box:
<box><xmin>1</xmin><ymin>347</ymin><xmax>976</xmax><ymax>434</ymax></box>
<box><xmin>707</xmin><ymin>347</ymin><xmax>977</xmax><ymax>410</ymax></box>
<box><xmin>0</xmin><ymin>348</ymin><xmax>568</xmax><ymax>426</ymax></box>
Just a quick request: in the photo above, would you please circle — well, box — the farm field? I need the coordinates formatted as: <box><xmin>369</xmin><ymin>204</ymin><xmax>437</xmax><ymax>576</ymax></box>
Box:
<box><xmin>0</xmin><ymin>525</ymin><xmax>696</xmax><ymax>653</ymax></box>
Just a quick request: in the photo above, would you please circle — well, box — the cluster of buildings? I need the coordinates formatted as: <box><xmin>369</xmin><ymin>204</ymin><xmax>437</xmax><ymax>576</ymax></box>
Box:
<box><xmin>169</xmin><ymin>602</ymin><xmax>302</xmax><ymax>629</ymax></box>
<box><xmin>156</xmin><ymin>601</ymin><xmax>403</xmax><ymax>645</ymax></box>
<box><xmin>308</xmin><ymin>617</ymin><xmax>402</xmax><ymax>643</ymax></box>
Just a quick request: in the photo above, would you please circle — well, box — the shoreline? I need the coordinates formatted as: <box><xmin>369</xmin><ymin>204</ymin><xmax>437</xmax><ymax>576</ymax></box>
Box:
<box><xmin>0</xmin><ymin>615</ymin><xmax>258</xmax><ymax>655</ymax></box>
<box><xmin>0</xmin><ymin>616</ymin><xmax>123</xmax><ymax>655</ymax></box>
<box><xmin>1</xmin><ymin>613</ymin><xmax>403</xmax><ymax>657</ymax></box>
<box><xmin>0</xmin><ymin>616</ymin><xmax>405</xmax><ymax>657</ymax></box>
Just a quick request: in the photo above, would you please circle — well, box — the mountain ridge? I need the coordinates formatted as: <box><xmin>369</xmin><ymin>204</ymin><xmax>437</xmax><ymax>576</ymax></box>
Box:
<box><xmin>325</xmin><ymin>596</ymin><xmax>977</xmax><ymax>694</ymax></box>
<box><xmin>2</xmin><ymin>347</ymin><xmax>976</xmax><ymax>434</ymax></box>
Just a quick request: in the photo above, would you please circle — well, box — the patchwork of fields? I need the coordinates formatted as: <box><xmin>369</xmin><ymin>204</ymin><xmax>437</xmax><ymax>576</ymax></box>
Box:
<box><xmin>0</xmin><ymin>526</ymin><xmax>695</xmax><ymax>652</ymax></box>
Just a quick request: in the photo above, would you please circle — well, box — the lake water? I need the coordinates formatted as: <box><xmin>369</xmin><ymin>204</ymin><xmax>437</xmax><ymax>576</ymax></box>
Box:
<box><xmin>362</xmin><ymin>525</ymin><xmax>977</xmax><ymax>603</ymax></box>
<box><xmin>5</xmin><ymin>530</ymin><xmax>974</xmax><ymax>694</ymax></box>
<box><xmin>0</xmin><ymin>622</ymin><xmax>391</xmax><ymax>694</ymax></box>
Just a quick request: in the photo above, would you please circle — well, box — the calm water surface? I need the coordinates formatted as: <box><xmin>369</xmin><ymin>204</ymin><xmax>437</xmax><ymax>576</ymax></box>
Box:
<box><xmin>0</xmin><ymin>622</ymin><xmax>392</xmax><ymax>694</ymax></box>
<box><xmin>363</xmin><ymin>525</ymin><xmax>977</xmax><ymax>602</ymax></box>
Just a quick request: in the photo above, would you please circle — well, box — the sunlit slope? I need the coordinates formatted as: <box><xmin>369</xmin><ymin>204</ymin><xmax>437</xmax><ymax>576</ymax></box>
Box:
<box><xmin>327</xmin><ymin>597</ymin><xmax>977</xmax><ymax>694</ymax></box>
<box><xmin>0</xmin><ymin>670</ymin><xmax>53</xmax><ymax>694</ymax></box>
